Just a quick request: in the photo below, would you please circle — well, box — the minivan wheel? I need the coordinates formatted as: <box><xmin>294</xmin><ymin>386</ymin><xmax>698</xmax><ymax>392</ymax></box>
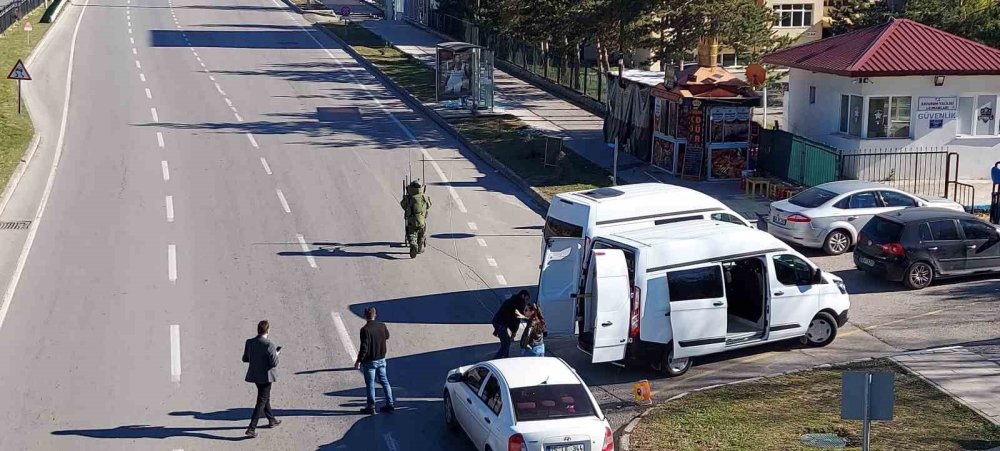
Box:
<box><xmin>804</xmin><ymin>312</ymin><xmax>838</xmax><ymax>347</ymax></box>
<box><xmin>443</xmin><ymin>392</ymin><xmax>459</xmax><ymax>431</ymax></box>
<box><xmin>903</xmin><ymin>262</ymin><xmax>934</xmax><ymax>290</ymax></box>
<box><xmin>654</xmin><ymin>346</ymin><xmax>691</xmax><ymax>377</ymax></box>
<box><xmin>823</xmin><ymin>230</ymin><xmax>852</xmax><ymax>255</ymax></box>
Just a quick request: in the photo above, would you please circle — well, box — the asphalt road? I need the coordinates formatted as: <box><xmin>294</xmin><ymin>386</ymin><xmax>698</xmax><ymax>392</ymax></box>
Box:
<box><xmin>0</xmin><ymin>0</ymin><xmax>995</xmax><ymax>449</ymax></box>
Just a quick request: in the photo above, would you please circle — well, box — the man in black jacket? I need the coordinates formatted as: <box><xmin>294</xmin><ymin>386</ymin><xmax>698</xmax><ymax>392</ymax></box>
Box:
<box><xmin>354</xmin><ymin>307</ymin><xmax>394</xmax><ymax>414</ymax></box>
<box><xmin>491</xmin><ymin>290</ymin><xmax>530</xmax><ymax>359</ymax></box>
<box><xmin>242</xmin><ymin>320</ymin><xmax>281</xmax><ymax>438</ymax></box>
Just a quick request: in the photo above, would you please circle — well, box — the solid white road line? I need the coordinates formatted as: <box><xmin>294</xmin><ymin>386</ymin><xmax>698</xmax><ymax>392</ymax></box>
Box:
<box><xmin>135</xmin><ymin>60</ymin><xmax>141</xmax><ymax>69</ymax></box>
<box><xmin>234</xmin><ymin>113</ymin><xmax>243</xmax><ymax>122</ymax></box>
<box><xmin>330</xmin><ymin>312</ymin><xmax>358</xmax><ymax>361</ymax></box>
<box><xmin>165</xmin><ymin>195</ymin><xmax>174</xmax><ymax>222</ymax></box>
<box><xmin>383</xmin><ymin>433</ymin><xmax>400</xmax><ymax>451</ymax></box>
<box><xmin>477</xmin><ymin>238</ymin><xmax>487</xmax><ymax>247</ymax></box>
<box><xmin>496</xmin><ymin>275</ymin><xmax>508</xmax><ymax>286</ymax></box>
<box><xmin>156</xmin><ymin>132</ymin><xmax>165</xmax><ymax>148</ymax></box>
<box><xmin>229</xmin><ymin>106</ymin><xmax>238</xmax><ymax>113</ymax></box>
<box><xmin>170</xmin><ymin>324</ymin><xmax>181</xmax><ymax>382</ymax></box>
<box><xmin>296</xmin><ymin>234</ymin><xmax>318</xmax><ymax>269</ymax></box>
<box><xmin>161</xmin><ymin>161</ymin><xmax>170</xmax><ymax>181</ymax></box>
<box><xmin>145</xmin><ymin>88</ymin><xmax>152</xmax><ymax>99</ymax></box>
<box><xmin>246</xmin><ymin>133</ymin><xmax>258</xmax><ymax>148</ymax></box>
<box><xmin>487</xmin><ymin>257</ymin><xmax>497</xmax><ymax>267</ymax></box>
<box><xmin>168</xmin><ymin>245</ymin><xmax>177</xmax><ymax>282</ymax></box>
<box><xmin>467</xmin><ymin>222</ymin><xmax>478</xmax><ymax>231</ymax></box>
<box><xmin>260</xmin><ymin>157</ymin><xmax>272</xmax><ymax>175</ymax></box>
<box><xmin>224</xmin><ymin>97</ymin><xmax>232</xmax><ymax>107</ymax></box>
<box><xmin>150</xmin><ymin>107</ymin><xmax>159</xmax><ymax>123</ymax></box>
<box><xmin>140</xmin><ymin>73</ymin><xmax>146</xmax><ymax>82</ymax></box>
<box><xmin>275</xmin><ymin>189</ymin><xmax>291</xmax><ymax>213</ymax></box>
<box><xmin>0</xmin><ymin>0</ymin><xmax>90</xmax><ymax>333</ymax></box>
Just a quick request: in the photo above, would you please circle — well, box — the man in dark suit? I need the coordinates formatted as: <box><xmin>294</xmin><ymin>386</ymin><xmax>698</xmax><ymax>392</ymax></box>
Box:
<box><xmin>242</xmin><ymin>320</ymin><xmax>281</xmax><ymax>438</ymax></box>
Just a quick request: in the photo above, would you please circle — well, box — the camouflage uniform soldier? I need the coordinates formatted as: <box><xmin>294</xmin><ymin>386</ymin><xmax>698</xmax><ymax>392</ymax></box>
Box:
<box><xmin>400</xmin><ymin>180</ymin><xmax>431</xmax><ymax>258</ymax></box>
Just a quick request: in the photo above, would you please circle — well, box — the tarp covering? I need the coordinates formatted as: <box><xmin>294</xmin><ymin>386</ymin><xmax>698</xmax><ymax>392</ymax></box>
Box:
<box><xmin>603</xmin><ymin>73</ymin><xmax>653</xmax><ymax>162</ymax></box>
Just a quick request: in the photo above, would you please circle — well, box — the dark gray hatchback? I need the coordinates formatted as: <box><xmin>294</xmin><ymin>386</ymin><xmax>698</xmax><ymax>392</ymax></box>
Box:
<box><xmin>853</xmin><ymin>207</ymin><xmax>1000</xmax><ymax>289</ymax></box>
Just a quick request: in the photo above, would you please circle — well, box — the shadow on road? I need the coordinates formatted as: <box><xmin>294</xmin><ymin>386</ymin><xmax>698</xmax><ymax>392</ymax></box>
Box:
<box><xmin>51</xmin><ymin>425</ymin><xmax>249</xmax><ymax>442</ymax></box>
<box><xmin>315</xmin><ymin>399</ymin><xmax>473</xmax><ymax>450</ymax></box>
<box><xmin>347</xmin><ymin>286</ymin><xmax>533</xmax><ymax>325</ymax></box>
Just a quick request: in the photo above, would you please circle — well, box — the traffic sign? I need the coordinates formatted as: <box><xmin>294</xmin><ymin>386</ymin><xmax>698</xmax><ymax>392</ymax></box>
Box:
<box><xmin>339</xmin><ymin>6</ymin><xmax>350</xmax><ymax>16</ymax></box>
<box><xmin>7</xmin><ymin>59</ymin><xmax>30</xmax><ymax>80</ymax></box>
<box><xmin>23</xmin><ymin>22</ymin><xmax>32</xmax><ymax>32</ymax></box>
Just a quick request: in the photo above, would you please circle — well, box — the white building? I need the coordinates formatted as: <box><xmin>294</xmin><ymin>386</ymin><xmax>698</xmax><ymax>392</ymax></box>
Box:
<box><xmin>763</xmin><ymin>18</ymin><xmax>1000</xmax><ymax>180</ymax></box>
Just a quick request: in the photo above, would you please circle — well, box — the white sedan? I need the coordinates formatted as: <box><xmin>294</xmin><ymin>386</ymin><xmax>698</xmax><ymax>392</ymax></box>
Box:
<box><xmin>443</xmin><ymin>357</ymin><xmax>614</xmax><ymax>451</ymax></box>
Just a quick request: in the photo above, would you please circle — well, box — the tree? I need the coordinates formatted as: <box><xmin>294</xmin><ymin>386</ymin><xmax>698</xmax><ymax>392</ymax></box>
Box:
<box><xmin>830</xmin><ymin>0</ymin><xmax>1000</xmax><ymax>49</ymax></box>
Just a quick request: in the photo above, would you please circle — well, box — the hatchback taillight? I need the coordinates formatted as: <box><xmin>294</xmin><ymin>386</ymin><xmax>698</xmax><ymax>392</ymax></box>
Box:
<box><xmin>787</xmin><ymin>214</ymin><xmax>811</xmax><ymax>223</ymax></box>
<box><xmin>602</xmin><ymin>426</ymin><xmax>615</xmax><ymax>451</ymax></box>
<box><xmin>508</xmin><ymin>433</ymin><xmax>525</xmax><ymax>451</ymax></box>
<box><xmin>881</xmin><ymin>242</ymin><xmax>906</xmax><ymax>257</ymax></box>
<box><xmin>629</xmin><ymin>286</ymin><xmax>641</xmax><ymax>338</ymax></box>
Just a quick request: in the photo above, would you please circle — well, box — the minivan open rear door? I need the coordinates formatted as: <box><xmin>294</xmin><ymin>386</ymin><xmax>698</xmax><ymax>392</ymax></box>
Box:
<box><xmin>538</xmin><ymin>237</ymin><xmax>583</xmax><ymax>336</ymax></box>
<box><xmin>590</xmin><ymin>249</ymin><xmax>631</xmax><ymax>363</ymax></box>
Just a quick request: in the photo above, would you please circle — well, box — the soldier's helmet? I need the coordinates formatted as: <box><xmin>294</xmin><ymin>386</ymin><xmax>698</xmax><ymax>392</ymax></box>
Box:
<box><xmin>407</xmin><ymin>179</ymin><xmax>423</xmax><ymax>195</ymax></box>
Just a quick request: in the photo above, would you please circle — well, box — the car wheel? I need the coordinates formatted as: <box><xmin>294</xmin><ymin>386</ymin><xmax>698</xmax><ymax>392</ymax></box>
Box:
<box><xmin>903</xmin><ymin>262</ymin><xmax>934</xmax><ymax>290</ymax></box>
<box><xmin>804</xmin><ymin>312</ymin><xmax>838</xmax><ymax>347</ymax></box>
<box><xmin>654</xmin><ymin>345</ymin><xmax>691</xmax><ymax>377</ymax></box>
<box><xmin>443</xmin><ymin>391</ymin><xmax>459</xmax><ymax>431</ymax></box>
<box><xmin>823</xmin><ymin>230</ymin><xmax>852</xmax><ymax>255</ymax></box>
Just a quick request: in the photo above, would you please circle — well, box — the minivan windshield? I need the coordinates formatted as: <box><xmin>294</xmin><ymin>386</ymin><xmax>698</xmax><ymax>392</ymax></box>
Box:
<box><xmin>509</xmin><ymin>384</ymin><xmax>597</xmax><ymax>422</ymax></box>
<box><xmin>861</xmin><ymin>216</ymin><xmax>904</xmax><ymax>243</ymax></box>
<box><xmin>788</xmin><ymin>188</ymin><xmax>837</xmax><ymax>208</ymax></box>
<box><xmin>543</xmin><ymin>216</ymin><xmax>584</xmax><ymax>241</ymax></box>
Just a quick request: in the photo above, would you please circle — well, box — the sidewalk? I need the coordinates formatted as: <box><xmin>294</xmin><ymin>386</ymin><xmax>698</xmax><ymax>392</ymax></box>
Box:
<box><xmin>892</xmin><ymin>347</ymin><xmax>1000</xmax><ymax>426</ymax></box>
<box><xmin>339</xmin><ymin>17</ymin><xmax>771</xmax><ymax>218</ymax></box>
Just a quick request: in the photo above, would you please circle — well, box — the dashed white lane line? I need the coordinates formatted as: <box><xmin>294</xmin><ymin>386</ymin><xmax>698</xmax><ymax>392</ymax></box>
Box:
<box><xmin>129</xmin><ymin>37</ymin><xmax>134</xmax><ymax>44</ymax></box>
<box><xmin>170</xmin><ymin>324</ymin><xmax>181</xmax><ymax>382</ymax></box>
<box><xmin>234</xmin><ymin>112</ymin><xmax>243</xmax><ymax>122</ymax></box>
<box><xmin>477</xmin><ymin>238</ymin><xmax>487</xmax><ymax>247</ymax></box>
<box><xmin>214</xmin><ymin>83</ymin><xmax>225</xmax><ymax>95</ymax></box>
<box><xmin>134</xmin><ymin>60</ymin><xmax>141</xmax><ymax>69</ymax></box>
<box><xmin>199</xmin><ymin>61</ymin><xmax>206</xmax><ymax>68</ymax></box>
<box><xmin>224</xmin><ymin>97</ymin><xmax>232</xmax><ymax>107</ymax></box>
<box><xmin>208</xmin><ymin>75</ymin><xmax>215</xmax><ymax>82</ymax></box>
<box><xmin>486</xmin><ymin>257</ymin><xmax>497</xmax><ymax>267</ymax></box>
<box><xmin>127</xmin><ymin>20</ymin><xmax>131</xmax><ymax>27</ymax></box>
<box><xmin>192</xmin><ymin>50</ymin><xmax>198</xmax><ymax>57</ymax></box>
<box><xmin>245</xmin><ymin>133</ymin><xmax>258</xmax><ymax>148</ymax></box>
<box><xmin>330</xmin><ymin>312</ymin><xmax>357</xmax><ymax>360</ymax></box>
<box><xmin>296</xmin><ymin>234</ymin><xmax>318</xmax><ymax>269</ymax></box>
<box><xmin>195</xmin><ymin>56</ymin><xmax>202</xmax><ymax>63</ymax></box>
<box><xmin>165</xmin><ymin>195</ymin><xmax>174</xmax><ymax>222</ymax></box>
<box><xmin>156</xmin><ymin>132</ymin><xmax>165</xmax><ymax>148</ymax></box>
<box><xmin>275</xmin><ymin>189</ymin><xmax>291</xmax><ymax>213</ymax></box>
<box><xmin>161</xmin><ymin>161</ymin><xmax>170</xmax><ymax>181</ymax></box>
<box><xmin>128</xmin><ymin>28</ymin><xmax>132</xmax><ymax>34</ymax></box>
<box><xmin>132</xmin><ymin>48</ymin><xmax>137</xmax><ymax>55</ymax></box>
<box><xmin>260</xmin><ymin>157</ymin><xmax>272</xmax><ymax>175</ymax></box>
<box><xmin>167</xmin><ymin>244</ymin><xmax>177</xmax><ymax>283</ymax></box>
<box><xmin>145</xmin><ymin>87</ymin><xmax>152</xmax><ymax>99</ymax></box>
<box><xmin>229</xmin><ymin>106</ymin><xmax>238</xmax><ymax>113</ymax></box>
<box><xmin>150</xmin><ymin>107</ymin><xmax>159</xmax><ymax>123</ymax></box>
<box><xmin>467</xmin><ymin>222</ymin><xmax>478</xmax><ymax>231</ymax></box>
<box><xmin>383</xmin><ymin>433</ymin><xmax>400</xmax><ymax>451</ymax></box>
<box><xmin>139</xmin><ymin>73</ymin><xmax>146</xmax><ymax>82</ymax></box>
<box><xmin>496</xmin><ymin>275</ymin><xmax>508</xmax><ymax>286</ymax></box>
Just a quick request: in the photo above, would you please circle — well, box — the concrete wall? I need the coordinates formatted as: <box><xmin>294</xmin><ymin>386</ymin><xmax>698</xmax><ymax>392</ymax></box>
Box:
<box><xmin>784</xmin><ymin>68</ymin><xmax>1000</xmax><ymax>179</ymax></box>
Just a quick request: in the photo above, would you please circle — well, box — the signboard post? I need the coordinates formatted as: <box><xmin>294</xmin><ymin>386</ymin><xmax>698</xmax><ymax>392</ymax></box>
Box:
<box><xmin>23</xmin><ymin>21</ymin><xmax>32</xmax><ymax>45</ymax></box>
<box><xmin>842</xmin><ymin>372</ymin><xmax>895</xmax><ymax>451</ymax></box>
<box><xmin>7</xmin><ymin>59</ymin><xmax>31</xmax><ymax>115</ymax></box>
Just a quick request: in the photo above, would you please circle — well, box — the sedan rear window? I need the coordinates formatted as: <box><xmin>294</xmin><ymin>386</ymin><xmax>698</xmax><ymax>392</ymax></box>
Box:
<box><xmin>543</xmin><ymin>216</ymin><xmax>584</xmax><ymax>241</ymax></box>
<box><xmin>789</xmin><ymin>188</ymin><xmax>837</xmax><ymax>208</ymax></box>
<box><xmin>861</xmin><ymin>217</ymin><xmax>904</xmax><ymax>243</ymax></box>
<box><xmin>509</xmin><ymin>384</ymin><xmax>596</xmax><ymax>422</ymax></box>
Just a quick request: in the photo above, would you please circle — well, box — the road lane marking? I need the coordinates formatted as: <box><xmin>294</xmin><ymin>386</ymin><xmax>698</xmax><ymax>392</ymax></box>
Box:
<box><xmin>170</xmin><ymin>324</ymin><xmax>181</xmax><ymax>382</ymax></box>
<box><xmin>135</xmin><ymin>60</ymin><xmax>141</xmax><ymax>69</ymax></box>
<box><xmin>195</xmin><ymin>56</ymin><xmax>201</xmax><ymax>63</ymax></box>
<box><xmin>496</xmin><ymin>275</ymin><xmax>508</xmax><ymax>286</ymax></box>
<box><xmin>150</xmin><ymin>107</ymin><xmax>159</xmax><ymax>123</ymax></box>
<box><xmin>165</xmin><ymin>195</ymin><xmax>174</xmax><ymax>222</ymax></box>
<box><xmin>199</xmin><ymin>61</ymin><xmax>206</xmax><ymax>69</ymax></box>
<box><xmin>224</xmin><ymin>98</ymin><xmax>233</xmax><ymax>107</ymax></box>
<box><xmin>167</xmin><ymin>244</ymin><xmax>177</xmax><ymax>282</ymax></box>
<box><xmin>477</xmin><ymin>238</ymin><xmax>487</xmax><ymax>247</ymax></box>
<box><xmin>132</xmin><ymin>47</ymin><xmax>137</xmax><ymax>55</ymax></box>
<box><xmin>330</xmin><ymin>312</ymin><xmax>358</xmax><ymax>360</ymax></box>
<box><xmin>487</xmin><ymin>257</ymin><xmax>497</xmax><ymax>267</ymax></box>
<box><xmin>192</xmin><ymin>51</ymin><xmax>198</xmax><ymax>57</ymax></box>
<box><xmin>208</xmin><ymin>75</ymin><xmax>215</xmax><ymax>82</ymax></box>
<box><xmin>246</xmin><ymin>133</ymin><xmax>258</xmax><ymax>148</ymax></box>
<box><xmin>0</xmin><ymin>0</ymin><xmax>90</xmax><ymax>333</ymax></box>
<box><xmin>260</xmin><ymin>157</ymin><xmax>272</xmax><ymax>175</ymax></box>
<box><xmin>156</xmin><ymin>132</ymin><xmax>165</xmax><ymax>148</ymax></box>
<box><xmin>128</xmin><ymin>28</ymin><xmax>132</xmax><ymax>34</ymax></box>
<box><xmin>234</xmin><ymin>113</ymin><xmax>243</xmax><ymax>122</ymax></box>
<box><xmin>383</xmin><ymin>433</ymin><xmax>400</xmax><ymax>451</ymax></box>
<box><xmin>130</xmin><ymin>37</ymin><xmax>134</xmax><ymax>44</ymax></box>
<box><xmin>214</xmin><ymin>83</ymin><xmax>225</xmax><ymax>95</ymax></box>
<box><xmin>139</xmin><ymin>73</ymin><xmax>146</xmax><ymax>82</ymax></box>
<box><xmin>145</xmin><ymin>88</ymin><xmax>152</xmax><ymax>99</ymax></box>
<box><xmin>467</xmin><ymin>222</ymin><xmax>477</xmax><ymax>231</ymax></box>
<box><xmin>229</xmin><ymin>106</ymin><xmax>238</xmax><ymax>113</ymax></box>
<box><xmin>127</xmin><ymin>20</ymin><xmax>131</xmax><ymax>27</ymax></box>
<box><xmin>161</xmin><ymin>161</ymin><xmax>170</xmax><ymax>181</ymax></box>
<box><xmin>296</xmin><ymin>234</ymin><xmax>318</xmax><ymax>268</ymax></box>
<box><xmin>276</xmin><ymin>189</ymin><xmax>291</xmax><ymax>213</ymax></box>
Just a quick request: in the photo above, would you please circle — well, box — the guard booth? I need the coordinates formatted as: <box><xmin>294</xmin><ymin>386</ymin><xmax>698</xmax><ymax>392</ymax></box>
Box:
<box><xmin>435</xmin><ymin>42</ymin><xmax>494</xmax><ymax>113</ymax></box>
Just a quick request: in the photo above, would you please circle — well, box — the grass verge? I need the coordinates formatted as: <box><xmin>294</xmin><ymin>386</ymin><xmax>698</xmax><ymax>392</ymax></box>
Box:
<box><xmin>0</xmin><ymin>6</ymin><xmax>52</xmax><ymax>191</ymax></box>
<box><xmin>321</xmin><ymin>20</ymin><xmax>610</xmax><ymax>198</ymax></box>
<box><xmin>629</xmin><ymin>358</ymin><xmax>1000</xmax><ymax>451</ymax></box>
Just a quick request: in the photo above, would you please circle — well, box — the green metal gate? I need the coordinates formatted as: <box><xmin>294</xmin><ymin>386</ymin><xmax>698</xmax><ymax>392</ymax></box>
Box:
<box><xmin>757</xmin><ymin>129</ymin><xmax>838</xmax><ymax>187</ymax></box>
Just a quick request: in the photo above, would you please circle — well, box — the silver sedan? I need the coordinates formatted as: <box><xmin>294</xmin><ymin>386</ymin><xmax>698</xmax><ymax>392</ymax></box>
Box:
<box><xmin>766</xmin><ymin>181</ymin><xmax>964</xmax><ymax>255</ymax></box>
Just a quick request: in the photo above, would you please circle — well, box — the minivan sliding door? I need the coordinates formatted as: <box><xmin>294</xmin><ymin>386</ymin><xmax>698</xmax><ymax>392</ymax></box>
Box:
<box><xmin>668</xmin><ymin>263</ymin><xmax>728</xmax><ymax>359</ymax></box>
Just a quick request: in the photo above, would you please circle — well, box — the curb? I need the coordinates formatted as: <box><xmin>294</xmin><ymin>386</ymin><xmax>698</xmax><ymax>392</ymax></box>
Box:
<box><xmin>281</xmin><ymin>3</ymin><xmax>551</xmax><ymax>212</ymax></box>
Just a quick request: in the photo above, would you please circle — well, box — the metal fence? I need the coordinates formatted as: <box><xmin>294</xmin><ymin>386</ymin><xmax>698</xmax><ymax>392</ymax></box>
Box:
<box><xmin>758</xmin><ymin>129</ymin><xmax>839</xmax><ymax>187</ymax></box>
<box><xmin>0</xmin><ymin>0</ymin><xmax>44</xmax><ymax>35</ymax></box>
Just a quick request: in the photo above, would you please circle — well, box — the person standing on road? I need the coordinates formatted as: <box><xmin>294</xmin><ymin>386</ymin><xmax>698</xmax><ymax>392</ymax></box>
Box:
<box><xmin>519</xmin><ymin>304</ymin><xmax>546</xmax><ymax>357</ymax></box>
<box><xmin>354</xmin><ymin>307</ymin><xmax>395</xmax><ymax>415</ymax></box>
<box><xmin>491</xmin><ymin>290</ymin><xmax>530</xmax><ymax>359</ymax></box>
<box><xmin>243</xmin><ymin>320</ymin><xmax>281</xmax><ymax>438</ymax></box>
<box><xmin>401</xmin><ymin>180</ymin><xmax>432</xmax><ymax>258</ymax></box>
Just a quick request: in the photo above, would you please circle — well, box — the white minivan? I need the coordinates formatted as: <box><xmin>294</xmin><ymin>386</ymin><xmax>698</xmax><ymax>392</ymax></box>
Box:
<box><xmin>539</xmin><ymin>220</ymin><xmax>850</xmax><ymax>376</ymax></box>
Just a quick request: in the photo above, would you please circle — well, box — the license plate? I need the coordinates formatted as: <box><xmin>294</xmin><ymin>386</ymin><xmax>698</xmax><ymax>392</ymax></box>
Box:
<box><xmin>772</xmin><ymin>215</ymin><xmax>787</xmax><ymax>225</ymax></box>
<box><xmin>547</xmin><ymin>444</ymin><xmax>585</xmax><ymax>451</ymax></box>
<box><xmin>859</xmin><ymin>257</ymin><xmax>876</xmax><ymax>267</ymax></box>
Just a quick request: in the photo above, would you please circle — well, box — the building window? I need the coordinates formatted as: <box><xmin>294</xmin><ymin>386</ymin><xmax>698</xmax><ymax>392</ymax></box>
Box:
<box><xmin>774</xmin><ymin>4</ymin><xmax>814</xmax><ymax>27</ymax></box>
<box><xmin>841</xmin><ymin>95</ymin><xmax>863</xmax><ymax>137</ymax></box>
<box><xmin>866</xmin><ymin>96</ymin><xmax>911</xmax><ymax>138</ymax></box>
<box><xmin>958</xmin><ymin>95</ymin><xmax>998</xmax><ymax>136</ymax></box>
<box><xmin>809</xmin><ymin>86</ymin><xmax>816</xmax><ymax>104</ymax></box>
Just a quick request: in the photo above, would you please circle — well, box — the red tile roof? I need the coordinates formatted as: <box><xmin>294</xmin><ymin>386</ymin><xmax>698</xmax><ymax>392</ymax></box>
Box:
<box><xmin>762</xmin><ymin>18</ymin><xmax>1000</xmax><ymax>76</ymax></box>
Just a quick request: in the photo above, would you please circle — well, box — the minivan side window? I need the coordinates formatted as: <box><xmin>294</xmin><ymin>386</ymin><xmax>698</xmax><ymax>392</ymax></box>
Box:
<box><xmin>667</xmin><ymin>266</ymin><xmax>724</xmax><ymax>302</ymax></box>
<box><xmin>928</xmin><ymin>220</ymin><xmax>961</xmax><ymax>241</ymax></box>
<box><xmin>480</xmin><ymin>375</ymin><xmax>503</xmax><ymax>415</ymax></box>
<box><xmin>773</xmin><ymin>254</ymin><xmax>815</xmax><ymax>286</ymax></box>
<box><xmin>543</xmin><ymin>216</ymin><xmax>584</xmax><ymax>241</ymax></box>
<box><xmin>711</xmin><ymin>212</ymin><xmax>748</xmax><ymax>226</ymax></box>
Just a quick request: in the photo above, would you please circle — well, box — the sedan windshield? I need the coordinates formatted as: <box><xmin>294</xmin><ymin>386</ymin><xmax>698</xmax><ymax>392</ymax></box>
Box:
<box><xmin>789</xmin><ymin>188</ymin><xmax>837</xmax><ymax>208</ymax></box>
<box><xmin>509</xmin><ymin>384</ymin><xmax>597</xmax><ymax>422</ymax></box>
